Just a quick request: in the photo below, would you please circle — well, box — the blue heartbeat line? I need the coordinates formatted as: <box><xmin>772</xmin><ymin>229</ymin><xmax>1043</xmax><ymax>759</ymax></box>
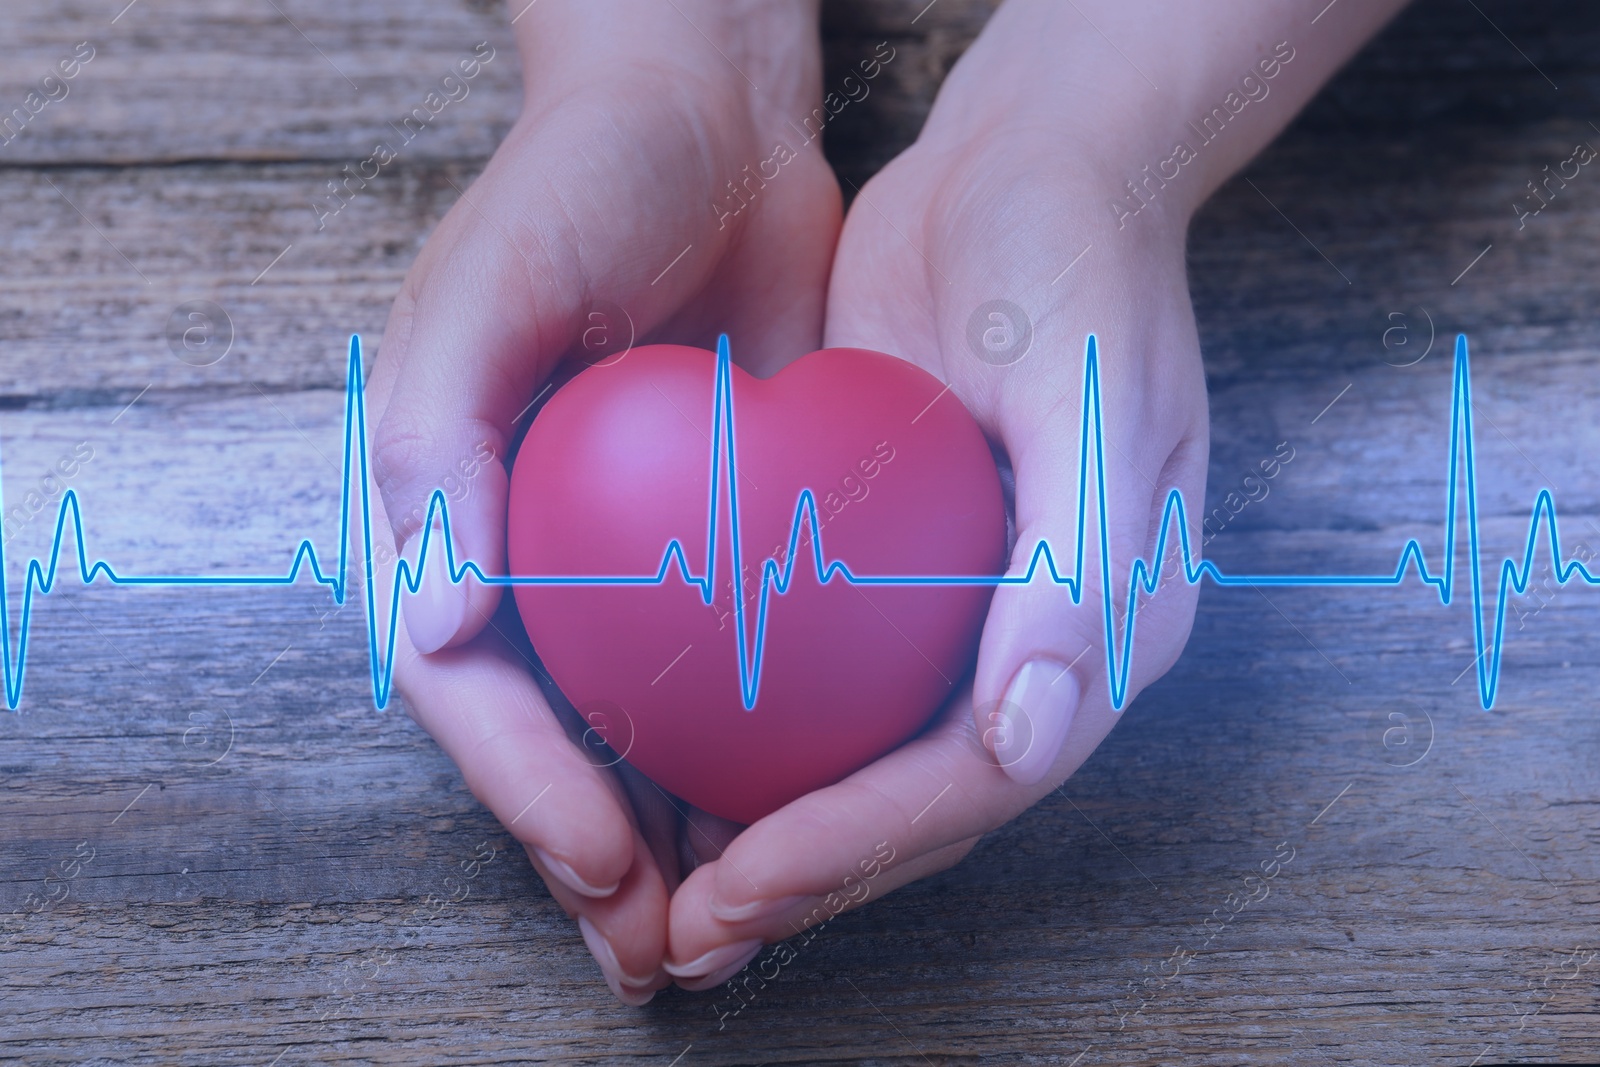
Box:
<box><xmin>0</xmin><ymin>333</ymin><xmax>1590</xmax><ymax>714</ymax></box>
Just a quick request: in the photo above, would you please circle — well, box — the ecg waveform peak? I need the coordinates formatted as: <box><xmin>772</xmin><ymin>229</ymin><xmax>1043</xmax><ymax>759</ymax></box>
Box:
<box><xmin>0</xmin><ymin>333</ymin><xmax>1591</xmax><ymax>713</ymax></box>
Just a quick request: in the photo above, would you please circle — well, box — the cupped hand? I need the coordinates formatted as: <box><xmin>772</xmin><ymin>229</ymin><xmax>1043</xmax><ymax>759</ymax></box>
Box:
<box><xmin>664</xmin><ymin>23</ymin><xmax>1211</xmax><ymax>985</ymax></box>
<box><xmin>360</xmin><ymin>0</ymin><xmax>840</xmax><ymax>1004</ymax></box>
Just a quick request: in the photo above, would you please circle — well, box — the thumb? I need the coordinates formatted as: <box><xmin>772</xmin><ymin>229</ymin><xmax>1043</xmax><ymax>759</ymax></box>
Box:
<box><xmin>367</xmin><ymin>128</ymin><xmax>706</xmax><ymax>654</ymax></box>
<box><xmin>971</xmin><ymin>343</ymin><xmax>1183</xmax><ymax>788</ymax></box>
<box><xmin>367</xmin><ymin>190</ymin><xmax>569</xmax><ymax>656</ymax></box>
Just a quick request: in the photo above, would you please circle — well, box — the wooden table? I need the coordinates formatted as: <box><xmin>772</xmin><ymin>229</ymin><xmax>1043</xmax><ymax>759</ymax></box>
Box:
<box><xmin>2</xmin><ymin>0</ymin><xmax>1597</xmax><ymax>1063</ymax></box>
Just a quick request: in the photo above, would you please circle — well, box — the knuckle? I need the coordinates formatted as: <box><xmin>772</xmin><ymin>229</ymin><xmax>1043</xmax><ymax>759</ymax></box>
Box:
<box><xmin>370</xmin><ymin>418</ymin><xmax>437</xmax><ymax>539</ymax></box>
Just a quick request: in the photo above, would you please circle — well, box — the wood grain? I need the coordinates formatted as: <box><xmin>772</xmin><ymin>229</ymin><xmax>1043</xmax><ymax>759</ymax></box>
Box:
<box><xmin>1</xmin><ymin>0</ymin><xmax>1598</xmax><ymax>1064</ymax></box>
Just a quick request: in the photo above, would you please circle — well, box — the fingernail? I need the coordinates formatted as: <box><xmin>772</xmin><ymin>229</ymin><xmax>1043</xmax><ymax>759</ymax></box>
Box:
<box><xmin>995</xmin><ymin>658</ymin><xmax>1080</xmax><ymax>786</ymax></box>
<box><xmin>707</xmin><ymin>893</ymin><xmax>809</xmax><ymax>925</ymax></box>
<box><xmin>535</xmin><ymin>847</ymin><xmax>621</xmax><ymax>899</ymax></box>
<box><xmin>578</xmin><ymin>915</ymin><xmax>656</xmax><ymax>987</ymax></box>
<box><xmin>663</xmin><ymin>938</ymin><xmax>763</xmax><ymax>981</ymax></box>
<box><xmin>605</xmin><ymin>973</ymin><xmax>657</xmax><ymax>1006</ymax></box>
<box><xmin>402</xmin><ymin>525</ymin><xmax>467</xmax><ymax>655</ymax></box>
<box><xmin>670</xmin><ymin>941</ymin><xmax>763</xmax><ymax>991</ymax></box>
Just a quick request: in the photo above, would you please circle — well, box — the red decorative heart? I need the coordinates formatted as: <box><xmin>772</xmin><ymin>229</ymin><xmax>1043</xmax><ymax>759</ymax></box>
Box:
<box><xmin>507</xmin><ymin>344</ymin><xmax>1005</xmax><ymax>823</ymax></box>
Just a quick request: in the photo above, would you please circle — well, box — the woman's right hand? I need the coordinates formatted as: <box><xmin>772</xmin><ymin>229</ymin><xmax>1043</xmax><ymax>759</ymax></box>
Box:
<box><xmin>359</xmin><ymin>0</ymin><xmax>840</xmax><ymax>1004</ymax></box>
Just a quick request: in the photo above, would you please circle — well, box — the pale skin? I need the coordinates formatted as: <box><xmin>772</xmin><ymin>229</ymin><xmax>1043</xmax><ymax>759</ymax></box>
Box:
<box><xmin>362</xmin><ymin>0</ymin><xmax>1412</xmax><ymax>1002</ymax></box>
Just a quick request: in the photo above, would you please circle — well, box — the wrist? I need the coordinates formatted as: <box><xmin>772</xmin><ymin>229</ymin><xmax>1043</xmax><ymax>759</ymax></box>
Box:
<box><xmin>908</xmin><ymin>91</ymin><xmax>1201</xmax><ymax>249</ymax></box>
<box><xmin>912</xmin><ymin>5</ymin><xmax>1217</xmax><ymax>230</ymax></box>
<box><xmin>919</xmin><ymin>0</ymin><xmax>1405</xmax><ymax>234</ymax></box>
<box><xmin>512</xmin><ymin>0</ymin><xmax>820</xmax><ymax>112</ymax></box>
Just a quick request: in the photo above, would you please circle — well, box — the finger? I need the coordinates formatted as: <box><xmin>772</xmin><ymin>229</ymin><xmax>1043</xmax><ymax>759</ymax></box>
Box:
<box><xmin>380</xmin><ymin>532</ymin><xmax>672</xmax><ymax>1001</ymax></box>
<box><xmin>530</xmin><ymin>824</ymin><xmax>672</xmax><ymax>1006</ymax></box>
<box><xmin>366</xmin><ymin>139</ymin><xmax>581</xmax><ymax>657</ymax></box>
<box><xmin>677</xmin><ymin>685</ymin><xmax>1032</xmax><ymax>938</ymax></box>
<box><xmin>666</xmin><ymin>835</ymin><xmax>981</xmax><ymax>991</ymax></box>
<box><xmin>396</xmin><ymin>629</ymin><xmax>638</xmax><ymax>900</ymax></box>
<box><xmin>366</xmin><ymin>108</ymin><xmax>729</xmax><ymax>657</ymax></box>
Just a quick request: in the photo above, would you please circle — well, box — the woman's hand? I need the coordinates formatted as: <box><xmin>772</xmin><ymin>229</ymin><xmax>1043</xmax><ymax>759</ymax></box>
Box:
<box><xmin>361</xmin><ymin>0</ymin><xmax>840</xmax><ymax>1004</ymax></box>
<box><xmin>661</xmin><ymin>0</ymin><xmax>1413</xmax><ymax>986</ymax></box>
<box><xmin>661</xmin><ymin>0</ymin><xmax>1217</xmax><ymax>987</ymax></box>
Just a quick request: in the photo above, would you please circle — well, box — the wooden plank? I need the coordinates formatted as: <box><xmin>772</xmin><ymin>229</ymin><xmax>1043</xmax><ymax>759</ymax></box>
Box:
<box><xmin>0</xmin><ymin>0</ymin><xmax>994</xmax><ymax>170</ymax></box>
<box><xmin>4</xmin><ymin>119</ymin><xmax>1600</xmax><ymax>405</ymax></box>
<box><xmin>0</xmin><ymin>160</ymin><xmax>474</xmax><ymax>400</ymax></box>
<box><xmin>0</xmin><ymin>0</ymin><xmax>521</xmax><ymax>166</ymax></box>
<box><xmin>2</xmin><ymin>540</ymin><xmax>1595</xmax><ymax>1064</ymax></box>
